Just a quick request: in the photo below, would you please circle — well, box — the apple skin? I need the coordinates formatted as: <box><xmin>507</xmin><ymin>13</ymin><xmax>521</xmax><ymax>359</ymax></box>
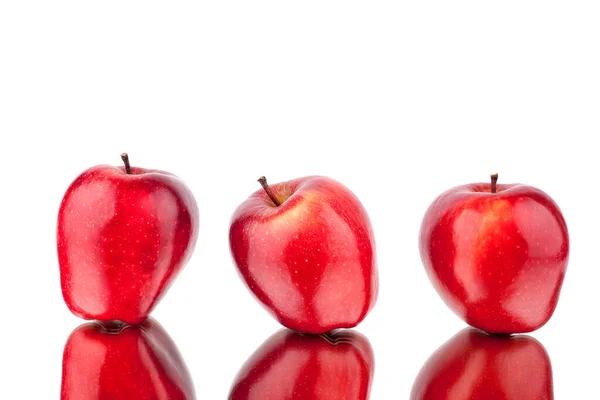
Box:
<box><xmin>411</xmin><ymin>328</ymin><xmax>553</xmax><ymax>400</ymax></box>
<box><xmin>57</xmin><ymin>163</ymin><xmax>199</xmax><ymax>324</ymax></box>
<box><xmin>229</xmin><ymin>329</ymin><xmax>374</xmax><ymax>400</ymax></box>
<box><xmin>419</xmin><ymin>181</ymin><xmax>569</xmax><ymax>334</ymax></box>
<box><xmin>61</xmin><ymin>318</ymin><xmax>195</xmax><ymax>400</ymax></box>
<box><xmin>229</xmin><ymin>176</ymin><xmax>378</xmax><ymax>334</ymax></box>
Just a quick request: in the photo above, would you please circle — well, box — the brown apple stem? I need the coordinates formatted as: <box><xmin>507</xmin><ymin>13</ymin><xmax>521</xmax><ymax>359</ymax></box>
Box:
<box><xmin>121</xmin><ymin>153</ymin><xmax>131</xmax><ymax>174</ymax></box>
<box><xmin>490</xmin><ymin>173</ymin><xmax>499</xmax><ymax>193</ymax></box>
<box><xmin>258</xmin><ymin>176</ymin><xmax>281</xmax><ymax>206</ymax></box>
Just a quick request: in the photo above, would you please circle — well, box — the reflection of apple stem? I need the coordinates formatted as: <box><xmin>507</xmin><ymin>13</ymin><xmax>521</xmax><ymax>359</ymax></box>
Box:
<box><xmin>121</xmin><ymin>152</ymin><xmax>132</xmax><ymax>174</ymax></box>
<box><xmin>490</xmin><ymin>173</ymin><xmax>498</xmax><ymax>193</ymax></box>
<box><xmin>258</xmin><ymin>176</ymin><xmax>281</xmax><ymax>206</ymax></box>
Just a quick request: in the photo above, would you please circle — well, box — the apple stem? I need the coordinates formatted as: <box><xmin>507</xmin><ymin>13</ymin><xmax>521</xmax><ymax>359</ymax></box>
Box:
<box><xmin>121</xmin><ymin>153</ymin><xmax>131</xmax><ymax>174</ymax></box>
<box><xmin>491</xmin><ymin>173</ymin><xmax>498</xmax><ymax>193</ymax></box>
<box><xmin>258</xmin><ymin>176</ymin><xmax>281</xmax><ymax>206</ymax></box>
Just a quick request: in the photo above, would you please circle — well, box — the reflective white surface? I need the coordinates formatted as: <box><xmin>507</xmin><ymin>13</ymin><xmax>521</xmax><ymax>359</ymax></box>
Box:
<box><xmin>1</xmin><ymin>1</ymin><xmax>599</xmax><ymax>398</ymax></box>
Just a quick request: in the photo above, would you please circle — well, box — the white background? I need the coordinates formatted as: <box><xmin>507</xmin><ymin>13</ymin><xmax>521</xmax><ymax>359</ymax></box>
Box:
<box><xmin>1</xmin><ymin>1</ymin><xmax>599</xmax><ymax>399</ymax></box>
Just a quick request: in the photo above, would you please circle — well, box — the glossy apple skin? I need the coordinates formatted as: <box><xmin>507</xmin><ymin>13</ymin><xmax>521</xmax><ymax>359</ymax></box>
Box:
<box><xmin>411</xmin><ymin>328</ymin><xmax>553</xmax><ymax>400</ymax></box>
<box><xmin>229</xmin><ymin>329</ymin><xmax>374</xmax><ymax>400</ymax></box>
<box><xmin>419</xmin><ymin>182</ymin><xmax>569</xmax><ymax>334</ymax></box>
<box><xmin>57</xmin><ymin>165</ymin><xmax>199</xmax><ymax>324</ymax></box>
<box><xmin>229</xmin><ymin>176</ymin><xmax>378</xmax><ymax>334</ymax></box>
<box><xmin>61</xmin><ymin>318</ymin><xmax>195</xmax><ymax>400</ymax></box>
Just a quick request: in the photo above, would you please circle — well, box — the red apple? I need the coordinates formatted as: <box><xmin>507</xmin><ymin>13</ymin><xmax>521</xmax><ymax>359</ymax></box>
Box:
<box><xmin>57</xmin><ymin>154</ymin><xmax>199</xmax><ymax>324</ymax></box>
<box><xmin>411</xmin><ymin>328</ymin><xmax>553</xmax><ymax>399</ymax></box>
<box><xmin>229</xmin><ymin>176</ymin><xmax>378</xmax><ymax>334</ymax></box>
<box><xmin>419</xmin><ymin>174</ymin><xmax>569</xmax><ymax>334</ymax></box>
<box><xmin>229</xmin><ymin>329</ymin><xmax>374</xmax><ymax>400</ymax></box>
<box><xmin>61</xmin><ymin>318</ymin><xmax>195</xmax><ymax>400</ymax></box>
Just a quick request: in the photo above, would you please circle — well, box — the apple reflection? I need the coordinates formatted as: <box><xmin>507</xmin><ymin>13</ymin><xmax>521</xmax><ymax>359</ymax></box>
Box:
<box><xmin>411</xmin><ymin>328</ymin><xmax>553</xmax><ymax>400</ymax></box>
<box><xmin>229</xmin><ymin>329</ymin><xmax>374</xmax><ymax>400</ymax></box>
<box><xmin>61</xmin><ymin>318</ymin><xmax>195</xmax><ymax>400</ymax></box>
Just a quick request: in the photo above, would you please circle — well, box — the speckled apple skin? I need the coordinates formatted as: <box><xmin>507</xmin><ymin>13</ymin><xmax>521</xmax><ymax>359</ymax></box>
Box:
<box><xmin>419</xmin><ymin>183</ymin><xmax>569</xmax><ymax>334</ymax></box>
<box><xmin>61</xmin><ymin>318</ymin><xmax>195</xmax><ymax>400</ymax></box>
<box><xmin>229</xmin><ymin>176</ymin><xmax>378</xmax><ymax>334</ymax></box>
<box><xmin>411</xmin><ymin>328</ymin><xmax>553</xmax><ymax>400</ymax></box>
<box><xmin>229</xmin><ymin>329</ymin><xmax>374</xmax><ymax>400</ymax></box>
<box><xmin>57</xmin><ymin>165</ymin><xmax>199</xmax><ymax>324</ymax></box>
